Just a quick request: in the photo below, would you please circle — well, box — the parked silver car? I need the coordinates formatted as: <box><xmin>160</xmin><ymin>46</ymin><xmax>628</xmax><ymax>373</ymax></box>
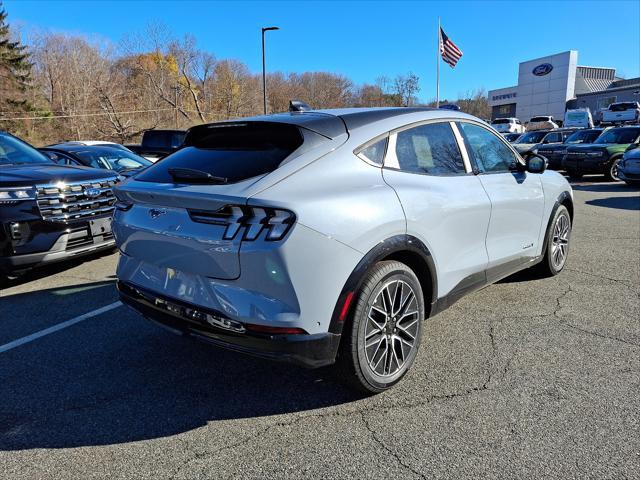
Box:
<box><xmin>618</xmin><ymin>146</ymin><xmax>640</xmax><ymax>186</ymax></box>
<box><xmin>112</xmin><ymin>107</ymin><xmax>574</xmax><ymax>393</ymax></box>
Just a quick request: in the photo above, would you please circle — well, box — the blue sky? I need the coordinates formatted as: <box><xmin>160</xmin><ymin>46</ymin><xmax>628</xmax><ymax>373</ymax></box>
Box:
<box><xmin>5</xmin><ymin>0</ymin><xmax>640</xmax><ymax>102</ymax></box>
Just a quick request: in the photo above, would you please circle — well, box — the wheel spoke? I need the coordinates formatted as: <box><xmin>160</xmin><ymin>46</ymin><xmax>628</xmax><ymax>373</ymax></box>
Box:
<box><xmin>397</xmin><ymin>290</ymin><xmax>416</xmax><ymax>318</ymax></box>
<box><xmin>365</xmin><ymin>332</ymin><xmax>384</xmax><ymax>348</ymax></box>
<box><xmin>392</xmin><ymin>281</ymin><xmax>403</xmax><ymax>316</ymax></box>
<box><xmin>382</xmin><ymin>286</ymin><xmax>393</xmax><ymax>316</ymax></box>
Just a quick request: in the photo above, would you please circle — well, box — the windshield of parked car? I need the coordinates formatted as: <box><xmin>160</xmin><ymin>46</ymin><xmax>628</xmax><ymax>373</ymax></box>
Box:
<box><xmin>609</xmin><ymin>103</ymin><xmax>637</xmax><ymax>111</ymax></box>
<box><xmin>70</xmin><ymin>147</ymin><xmax>153</xmax><ymax>171</ymax></box>
<box><xmin>0</xmin><ymin>133</ymin><xmax>53</xmax><ymax>166</ymax></box>
<box><xmin>565</xmin><ymin>130</ymin><xmax>602</xmax><ymax>144</ymax></box>
<box><xmin>594</xmin><ymin>128</ymin><xmax>640</xmax><ymax>145</ymax></box>
<box><xmin>515</xmin><ymin>131</ymin><xmax>547</xmax><ymax>144</ymax></box>
<box><xmin>491</xmin><ymin>119</ymin><xmax>511</xmax><ymax>124</ymax></box>
<box><xmin>143</xmin><ymin>131</ymin><xmax>186</xmax><ymax>149</ymax></box>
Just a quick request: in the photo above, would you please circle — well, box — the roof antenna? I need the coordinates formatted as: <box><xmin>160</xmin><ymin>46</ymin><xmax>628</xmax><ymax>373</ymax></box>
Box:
<box><xmin>289</xmin><ymin>100</ymin><xmax>312</xmax><ymax>112</ymax></box>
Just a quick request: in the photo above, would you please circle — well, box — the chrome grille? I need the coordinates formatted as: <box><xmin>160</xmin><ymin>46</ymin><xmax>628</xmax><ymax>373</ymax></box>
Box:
<box><xmin>36</xmin><ymin>178</ymin><xmax>118</xmax><ymax>222</ymax></box>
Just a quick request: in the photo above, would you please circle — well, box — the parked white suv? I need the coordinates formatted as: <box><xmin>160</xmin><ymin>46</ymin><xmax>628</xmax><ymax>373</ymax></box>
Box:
<box><xmin>491</xmin><ymin>117</ymin><xmax>525</xmax><ymax>133</ymax></box>
<box><xmin>527</xmin><ymin>116</ymin><xmax>559</xmax><ymax>131</ymax></box>
<box><xmin>113</xmin><ymin>107</ymin><xmax>573</xmax><ymax>393</ymax></box>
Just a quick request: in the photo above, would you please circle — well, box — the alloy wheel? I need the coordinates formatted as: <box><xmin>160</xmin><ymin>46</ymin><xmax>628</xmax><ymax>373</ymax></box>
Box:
<box><xmin>364</xmin><ymin>280</ymin><xmax>419</xmax><ymax>377</ymax></box>
<box><xmin>551</xmin><ymin>213</ymin><xmax>571</xmax><ymax>270</ymax></box>
<box><xmin>610</xmin><ymin>159</ymin><xmax>621</xmax><ymax>181</ymax></box>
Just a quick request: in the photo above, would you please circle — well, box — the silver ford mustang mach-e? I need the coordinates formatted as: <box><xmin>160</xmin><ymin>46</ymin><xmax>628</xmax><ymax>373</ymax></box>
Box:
<box><xmin>113</xmin><ymin>107</ymin><xmax>573</xmax><ymax>393</ymax></box>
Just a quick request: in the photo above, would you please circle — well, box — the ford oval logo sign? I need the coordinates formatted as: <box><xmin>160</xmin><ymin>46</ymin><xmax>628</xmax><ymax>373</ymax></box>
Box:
<box><xmin>84</xmin><ymin>187</ymin><xmax>101</xmax><ymax>198</ymax></box>
<box><xmin>532</xmin><ymin>63</ymin><xmax>553</xmax><ymax>76</ymax></box>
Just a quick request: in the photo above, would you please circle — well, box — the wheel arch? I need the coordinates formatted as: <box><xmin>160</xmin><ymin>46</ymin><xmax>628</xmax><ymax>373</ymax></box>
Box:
<box><xmin>328</xmin><ymin>234</ymin><xmax>437</xmax><ymax>335</ymax></box>
<box><xmin>542</xmin><ymin>190</ymin><xmax>573</xmax><ymax>254</ymax></box>
<box><xmin>559</xmin><ymin>190</ymin><xmax>574</xmax><ymax>221</ymax></box>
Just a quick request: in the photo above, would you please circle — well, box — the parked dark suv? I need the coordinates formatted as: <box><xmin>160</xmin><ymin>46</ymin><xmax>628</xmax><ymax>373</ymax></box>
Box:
<box><xmin>563</xmin><ymin>126</ymin><xmax>640</xmax><ymax>180</ymax></box>
<box><xmin>537</xmin><ymin>128</ymin><xmax>604</xmax><ymax>170</ymax></box>
<box><xmin>0</xmin><ymin>131</ymin><xmax>118</xmax><ymax>278</ymax></box>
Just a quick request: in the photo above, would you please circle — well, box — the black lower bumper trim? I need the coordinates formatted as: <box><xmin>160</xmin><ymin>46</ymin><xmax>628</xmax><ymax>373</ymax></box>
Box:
<box><xmin>117</xmin><ymin>281</ymin><xmax>341</xmax><ymax>369</ymax></box>
<box><xmin>0</xmin><ymin>238</ymin><xmax>115</xmax><ymax>274</ymax></box>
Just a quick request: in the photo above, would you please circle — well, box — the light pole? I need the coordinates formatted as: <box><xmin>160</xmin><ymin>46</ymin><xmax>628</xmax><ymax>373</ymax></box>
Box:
<box><xmin>262</xmin><ymin>26</ymin><xmax>279</xmax><ymax>115</ymax></box>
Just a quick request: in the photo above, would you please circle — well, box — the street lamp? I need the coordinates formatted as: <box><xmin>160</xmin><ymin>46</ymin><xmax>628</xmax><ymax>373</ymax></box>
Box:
<box><xmin>262</xmin><ymin>26</ymin><xmax>279</xmax><ymax>115</ymax></box>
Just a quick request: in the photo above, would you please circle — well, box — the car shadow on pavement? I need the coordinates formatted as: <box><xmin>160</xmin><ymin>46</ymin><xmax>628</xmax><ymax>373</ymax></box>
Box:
<box><xmin>572</xmin><ymin>184</ymin><xmax>639</xmax><ymax>193</ymax></box>
<box><xmin>0</xmin><ymin>248</ymin><xmax>116</xmax><ymax>289</ymax></box>
<box><xmin>0</xmin><ymin>282</ymin><xmax>364</xmax><ymax>451</ymax></box>
<box><xmin>586</xmin><ymin>196</ymin><xmax>640</xmax><ymax>210</ymax></box>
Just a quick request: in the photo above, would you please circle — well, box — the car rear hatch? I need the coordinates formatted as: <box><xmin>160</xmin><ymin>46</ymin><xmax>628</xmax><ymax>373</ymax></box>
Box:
<box><xmin>113</xmin><ymin>118</ymin><xmax>347</xmax><ymax>280</ymax></box>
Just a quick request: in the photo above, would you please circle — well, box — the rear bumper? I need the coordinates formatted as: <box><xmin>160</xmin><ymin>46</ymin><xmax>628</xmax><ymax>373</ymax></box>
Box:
<box><xmin>118</xmin><ymin>281</ymin><xmax>341</xmax><ymax>368</ymax></box>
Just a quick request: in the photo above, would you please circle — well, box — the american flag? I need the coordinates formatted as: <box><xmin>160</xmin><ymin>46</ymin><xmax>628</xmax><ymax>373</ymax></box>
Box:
<box><xmin>440</xmin><ymin>27</ymin><xmax>463</xmax><ymax>68</ymax></box>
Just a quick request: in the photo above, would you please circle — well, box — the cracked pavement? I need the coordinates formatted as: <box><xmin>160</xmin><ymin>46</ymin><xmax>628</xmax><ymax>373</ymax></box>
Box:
<box><xmin>0</xmin><ymin>179</ymin><xmax>638</xmax><ymax>479</ymax></box>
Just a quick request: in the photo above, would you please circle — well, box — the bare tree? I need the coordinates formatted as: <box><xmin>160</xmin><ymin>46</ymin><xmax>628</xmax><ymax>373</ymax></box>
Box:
<box><xmin>393</xmin><ymin>72</ymin><xmax>420</xmax><ymax>107</ymax></box>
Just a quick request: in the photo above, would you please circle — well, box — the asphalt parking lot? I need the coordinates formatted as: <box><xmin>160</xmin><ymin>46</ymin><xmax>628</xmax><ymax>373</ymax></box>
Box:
<box><xmin>0</xmin><ymin>178</ymin><xmax>638</xmax><ymax>479</ymax></box>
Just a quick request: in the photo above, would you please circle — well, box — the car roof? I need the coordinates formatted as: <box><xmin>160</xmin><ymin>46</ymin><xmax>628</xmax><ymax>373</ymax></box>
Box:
<box><xmin>43</xmin><ymin>144</ymin><xmax>127</xmax><ymax>154</ymax></box>
<box><xmin>195</xmin><ymin>107</ymin><xmax>478</xmax><ymax>140</ymax></box>
<box><xmin>50</xmin><ymin>140</ymin><xmax>119</xmax><ymax>146</ymax></box>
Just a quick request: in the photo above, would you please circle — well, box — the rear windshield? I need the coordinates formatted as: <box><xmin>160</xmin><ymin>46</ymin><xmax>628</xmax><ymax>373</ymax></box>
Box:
<box><xmin>143</xmin><ymin>131</ymin><xmax>186</xmax><ymax>149</ymax></box>
<box><xmin>609</xmin><ymin>103</ymin><xmax>637</xmax><ymax>111</ymax></box>
<box><xmin>135</xmin><ymin>122</ymin><xmax>304</xmax><ymax>184</ymax></box>
<box><xmin>491</xmin><ymin>119</ymin><xmax>511</xmax><ymax>124</ymax></box>
<box><xmin>530</xmin><ymin>116</ymin><xmax>551</xmax><ymax>122</ymax></box>
<box><xmin>594</xmin><ymin>128</ymin><xmax>640</xmax><ymax>145</ymax></box>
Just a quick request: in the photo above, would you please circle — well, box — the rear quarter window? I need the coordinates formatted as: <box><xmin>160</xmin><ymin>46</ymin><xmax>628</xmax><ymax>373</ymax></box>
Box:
<box><xmin>135</xmin><ymin>123</ymin><xmax>304</xmax><ymax>184</ymax></box>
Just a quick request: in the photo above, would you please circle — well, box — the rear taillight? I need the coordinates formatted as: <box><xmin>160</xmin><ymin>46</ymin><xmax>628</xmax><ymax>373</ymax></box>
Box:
<box><xmin>188</xmin><ymin>205</ymin><xmax>295</xmax><ymax>241</ymax></box>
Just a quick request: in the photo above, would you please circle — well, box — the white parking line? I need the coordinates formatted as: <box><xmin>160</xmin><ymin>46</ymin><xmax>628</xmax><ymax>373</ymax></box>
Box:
<box><xmin>0</xmin><ymin>301</ymin><xmax>122</xmax><ymax>354</ymax></box>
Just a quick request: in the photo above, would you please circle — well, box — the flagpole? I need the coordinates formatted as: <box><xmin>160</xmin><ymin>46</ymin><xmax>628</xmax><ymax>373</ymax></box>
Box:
<box><xmin>436</xmin><ymin>17</ymin><xmax>440</xmax><ymax>108</ymax></box>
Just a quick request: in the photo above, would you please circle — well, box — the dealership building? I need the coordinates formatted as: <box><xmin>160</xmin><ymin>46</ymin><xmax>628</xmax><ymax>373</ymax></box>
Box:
<box><xmin>488</xmin><ymin>50</ymin><xmax>640</xmax><ymax>122</ymax></box>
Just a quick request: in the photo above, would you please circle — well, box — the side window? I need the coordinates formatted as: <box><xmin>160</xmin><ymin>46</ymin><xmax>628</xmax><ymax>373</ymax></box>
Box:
<box><xmin>393</xmin><ymin>122</ymin><xmax>465</xmax><ymax>175</ymax></box>
<box><xmin>545</xmin><ymin>132</ymin><xmax>561</xmax><ymax>143</ymax></box>
<box><xmin>356</xmin><ymin>137</ymin><xmax>388</xmax><ymax>165</ymax></box>
<box><xmin>459</xmin><ymin>122</ymin><xmax>517</xmax><ymax>173</ymax></box>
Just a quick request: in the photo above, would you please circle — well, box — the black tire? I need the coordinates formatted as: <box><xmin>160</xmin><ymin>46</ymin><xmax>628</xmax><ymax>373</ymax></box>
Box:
<box><xmin>336</xmin><ymin>260</ymin><xmax>425</xmax><ymax>394</ymax></box>
<box><xmin>605</xmin><ymin>157</ymin><xmax>623</xmax><ymax>182</ymax></box>
<box><xmin>536</xmin><ymin>205</ymin><xmax>572</xmax><ymax>277</ymax></box>
<box><xmin>566</xmin><ymin>169</ymin><xmax>583</xmax><ymax>179</ymax></box>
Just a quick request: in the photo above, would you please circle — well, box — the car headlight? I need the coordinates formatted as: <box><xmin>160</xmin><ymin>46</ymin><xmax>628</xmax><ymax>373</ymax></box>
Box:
<box><xmin>0</xmin><ymin>187</ymin><xmax>36</xmax><ymax>203</ymax></box>
<box><xmin>587</xmin><ymin>151</ymin><xmax>604</xmax><ymax>157</ymax></box>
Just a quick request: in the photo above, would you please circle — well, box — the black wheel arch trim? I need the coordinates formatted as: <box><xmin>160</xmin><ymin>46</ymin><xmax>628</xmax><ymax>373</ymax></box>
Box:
<box><xmin>328</xmin><ymin>234</ymin><xmax>437</xmax><ymax>334</ymax></box>
<box><xmin>541</xmin><ymin>190</ymin><xmax>573</xmax><ymax>255</ymax></box>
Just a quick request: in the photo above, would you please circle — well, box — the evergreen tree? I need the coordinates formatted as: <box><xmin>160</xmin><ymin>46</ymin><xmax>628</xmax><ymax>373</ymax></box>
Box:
<box><xmin>0</xmin><ymin>0</ymin><xmax>32</xmax><ymax>116</ymax></box>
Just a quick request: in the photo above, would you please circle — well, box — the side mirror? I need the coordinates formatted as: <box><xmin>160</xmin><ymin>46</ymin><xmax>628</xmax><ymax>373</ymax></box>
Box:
<box><xmin>524</xmin><ymin>152</ymin><xmax>546</xmax><ymax>173</ymax></box>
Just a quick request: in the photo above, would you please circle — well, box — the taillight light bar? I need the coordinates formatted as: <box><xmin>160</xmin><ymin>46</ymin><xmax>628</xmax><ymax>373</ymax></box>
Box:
<box><xmin>188</xmin><ymin>205</ymin><xmax>296</xmax><ymax>241</ymax></box>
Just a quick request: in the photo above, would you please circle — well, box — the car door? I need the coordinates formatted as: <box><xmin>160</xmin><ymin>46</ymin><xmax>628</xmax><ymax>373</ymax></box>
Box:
<box><xmin>379</xmin><ymin>120</ymin><xmax>492</xmax><ymax>299</ymax></box>
<box><xmin>457</xmin><ymin>121</ymin><xmax>545</xmax><ymax>277</ymax></box>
